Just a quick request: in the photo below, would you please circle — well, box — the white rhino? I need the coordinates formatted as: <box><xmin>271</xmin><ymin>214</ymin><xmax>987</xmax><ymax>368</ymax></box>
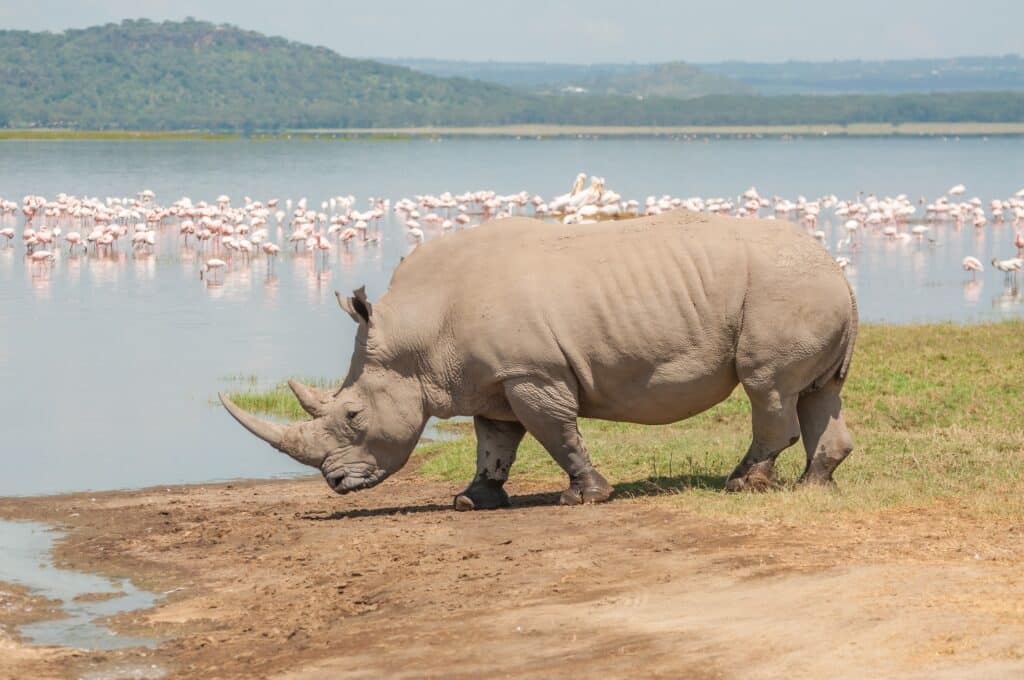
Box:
<box><xmin>222</xmin><ymin>209</ymin><xmax>857</xmax><ymax>509</ymax></box>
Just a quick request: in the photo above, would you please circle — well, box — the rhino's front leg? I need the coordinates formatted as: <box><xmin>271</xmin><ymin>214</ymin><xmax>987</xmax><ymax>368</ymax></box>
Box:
<box><xmin>504</xmin><ymin>377</ymin><xmax>613</xmax><ymax>506</ymax></box>
<box><xmin>454</xmin><ymin>416</ymin><xmax>526</xmax><ymax>511</ymax></box>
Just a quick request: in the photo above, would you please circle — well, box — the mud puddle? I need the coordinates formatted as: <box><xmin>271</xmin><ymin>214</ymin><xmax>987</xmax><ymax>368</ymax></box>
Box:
<box><xmin>0</xmin><ymin>520</ymin><xmax>159</xmax><ymax>650</ymax></box>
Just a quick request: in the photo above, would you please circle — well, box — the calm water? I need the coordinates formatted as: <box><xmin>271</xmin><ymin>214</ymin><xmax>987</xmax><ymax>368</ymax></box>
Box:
<box><xmin>2</xmin><ymin>136</ymin><xmax>1023</xmax><ymax>498</ymax></box>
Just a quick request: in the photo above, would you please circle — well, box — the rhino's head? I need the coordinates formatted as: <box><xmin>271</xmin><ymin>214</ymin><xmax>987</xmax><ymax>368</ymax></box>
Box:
<box><xmin>220</xmin><ymin>287</ymin><xmax>428</xmax><ymax>494</ymax></box>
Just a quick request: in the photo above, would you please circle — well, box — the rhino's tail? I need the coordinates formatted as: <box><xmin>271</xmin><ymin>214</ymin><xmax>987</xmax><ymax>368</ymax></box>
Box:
<box><xmin>837</xmin><ymin>280</ymin><xmax>858</xmax><ymax>384</ymax></box>
<box><xmin>807</xmin><ymin>280</ymin><xmax>858</xmax><ymax>393</ymax></box>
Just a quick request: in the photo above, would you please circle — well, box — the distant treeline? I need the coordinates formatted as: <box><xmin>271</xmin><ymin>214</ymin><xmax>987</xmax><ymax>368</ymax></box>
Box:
<box><xmin>1</xmin><ymin>19</ymin><xmax>1022</xmax><ymax>131</ymax></box>
<box><xmin>394</xmin><ymin>55</ymin><xmax>1024</xmax><ymax>97</ymax></box>
<box><xmin>701</xmin><ymin>55</ymin><xmax>1024</xmax><ymax>95</ymax></box>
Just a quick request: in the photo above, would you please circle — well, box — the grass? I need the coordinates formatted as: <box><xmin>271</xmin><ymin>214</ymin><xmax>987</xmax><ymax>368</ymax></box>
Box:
<box><xmin>223</xmin><ymin>377</ymin><xmax>337</xmax><ymax>421</ymax></box>
<box><xmin>0</xmin><ymin>129</ymin><xmax>241</xmax><ymax>140</ymax></box>
<box><xmin>225</xmin><ymin>322</ymin><xmax>1024</xmax><ymax>520</ymax></box>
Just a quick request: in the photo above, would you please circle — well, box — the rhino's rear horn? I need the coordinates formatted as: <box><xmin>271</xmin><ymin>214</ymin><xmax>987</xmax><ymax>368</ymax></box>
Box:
<box><xmin>287</xmin><ymin>379</ymin><xmax>334</xmax><ymax>418</ymax></box>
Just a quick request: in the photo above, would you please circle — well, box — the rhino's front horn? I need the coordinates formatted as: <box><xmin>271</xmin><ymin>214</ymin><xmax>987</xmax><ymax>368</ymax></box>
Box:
<box><xmin>287</xmin><ymin>379</ymin><xmax>334</xmax><ymax>418</ymax></box>
<box><xmin>219</xmin><ymin>393</ymin><xmax>326</xmax><ymax>468</ymax></box>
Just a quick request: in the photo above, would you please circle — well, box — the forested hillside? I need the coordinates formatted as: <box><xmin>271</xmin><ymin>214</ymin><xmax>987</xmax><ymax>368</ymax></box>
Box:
<box><xmin>1</xmin><ymin>20</ymin><xmax>1021</xmax><ymax>130</ymax></box>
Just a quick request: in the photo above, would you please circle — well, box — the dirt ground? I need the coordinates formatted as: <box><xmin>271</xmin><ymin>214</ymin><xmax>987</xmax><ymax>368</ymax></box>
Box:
<box><xmin>1</xmin><ymin>468</ymin><xmax>1023</xmax><ymax>680</ymax></box>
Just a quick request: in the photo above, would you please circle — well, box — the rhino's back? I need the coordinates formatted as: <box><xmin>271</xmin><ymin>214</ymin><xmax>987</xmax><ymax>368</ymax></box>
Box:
<box><xmin>387</xmin><ymin>209</ymin><xmax>793</xmax><ymax>337</ymax></box>
<box><xmin>383</xmin><ymin>210</ymin><xmax>849</xmax><ymax>423</ymax></box>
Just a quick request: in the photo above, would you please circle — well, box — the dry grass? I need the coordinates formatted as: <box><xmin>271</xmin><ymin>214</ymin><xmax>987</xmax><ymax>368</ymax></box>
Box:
<box><xmin>227</xmin><ymin>322</ymin><xmax>1024</xmax><ymax>521</ymax></box>
<box><xmin>0</xmin><ymin>129</ymin><xmax>240</xmax><ymax>140</ymax></box>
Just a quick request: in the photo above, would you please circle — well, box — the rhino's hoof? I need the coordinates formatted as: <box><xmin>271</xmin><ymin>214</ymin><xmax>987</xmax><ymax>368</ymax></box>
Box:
<box><xmin>454</xmin><ymin>479</ymin><xmax>510</xmax><ymax>511</ymax></box>
<box><xmin>559</xmin><ymin>470</ymin><xmax>614</xmax><ymax>506</ymax></box>
<box><xmin>725</xmin><ymin>464</ymin><xmax>779</xmax><ymax>493</ymax></box>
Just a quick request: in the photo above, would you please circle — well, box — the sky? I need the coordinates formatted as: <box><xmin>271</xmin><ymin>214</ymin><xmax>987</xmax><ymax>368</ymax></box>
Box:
<box><xmin>0</xmin><ymin>0</ymin><xmax>1021</xmax><ymax>64</ymax></box>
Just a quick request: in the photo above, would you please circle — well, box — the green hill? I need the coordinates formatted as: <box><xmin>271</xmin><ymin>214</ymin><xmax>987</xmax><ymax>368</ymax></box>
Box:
<box><xmin>702</xmin><ymin>55</ymin><xmax>1024</xmax><ymax>95</ymax></box>
<box><xmin>382</xmin><ymin>59</ymin><xmax>751</xmax><ymax>98</ymax></box>
<box><xmin>392</xmin><ymin>56</ymin><xmax>1024</xmax><ymax>97</ymax></box>
<box><xmin>0</xmin><ymin>18</ymin><xmax>533</xmax><ymax>129</ymax></box>
<box><xmin>571</xmin><ymin>61</ymin><xmax>753</xmax><ymax>98</ymax></box>
<box><xmin>1</xmin><ymin>20</ymin><xmax>1022</xmax><ymax>130</ymax></box>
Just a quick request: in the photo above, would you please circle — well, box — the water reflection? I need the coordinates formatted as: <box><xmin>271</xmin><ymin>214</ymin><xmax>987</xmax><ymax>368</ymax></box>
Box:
<box><xmin>963</xmin><ymin>280</ymin><xmax>984</xmax><ymax>304</ymax></box>
<box><xmin>994</xmin><ymin>282</ymin><xmax>1022</xmax><ymax>310</ymax></box>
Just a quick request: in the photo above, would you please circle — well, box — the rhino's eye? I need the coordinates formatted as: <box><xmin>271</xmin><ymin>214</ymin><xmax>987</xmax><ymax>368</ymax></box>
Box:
<box><xmin>346</xmin><ymin>410</ymin><xmax>359</xmax><ymax>421</ymax></box>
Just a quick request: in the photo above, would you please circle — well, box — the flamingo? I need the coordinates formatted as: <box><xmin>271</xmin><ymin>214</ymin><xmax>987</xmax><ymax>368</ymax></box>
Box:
<box><xmin>338</xmin><ymin>228</ymin><xmax>358</xmax><ymax>248</ymax></box>
<box><xmin>308</xmin><ymin>233</ymin><xmax>332</xmax><ymax>267</ymax></box>
<box><xmin>262</xmin><ymin>242</ymin><xmax>280</xmax><ymax>274</ymax></box>
<box><xmin>200</xmin><ymin>258</ymin><xmax>227</xmax><ymax>285</ymax></box>
<box><xmin>65</xmin><ymin>231</ymin><xmax>84</xmax><ymax>254</ymax></box>
<box><xmin>991</xmin><ymin>257</ymin><xmax>1023</xmax><ymax>283</ymax></box>
<box><xmin>1015</xmin><ymin>231</ymin><xmax>1024</xmax><ymax>257</ymax></box>
<box><xmin>29</xmin><ymin>250</ymin><xmax>54</xmax><ymax>264</ymax></box>
<box><xmin>962</xmin><ymin>256</ymin><xmax>984</xmax><ymax>279</ymax></box>
<box><xmin>0</xmin><ymin>227</ymin><xmax>13</xmax><ymax>247</ymax></box>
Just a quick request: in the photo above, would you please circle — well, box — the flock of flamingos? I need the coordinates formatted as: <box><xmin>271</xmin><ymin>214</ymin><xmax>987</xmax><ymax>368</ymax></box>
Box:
<box><xmin>3</xmin><ymin>173</ymin><xmax>1024</xmax><ymax>287</ymax></box>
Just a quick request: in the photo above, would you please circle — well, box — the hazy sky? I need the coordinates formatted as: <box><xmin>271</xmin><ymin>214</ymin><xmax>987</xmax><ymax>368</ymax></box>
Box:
<box><xmin>1</xmin><ymin>0</ymin><xmax>1021</xmax><ymax>63</ymax></box>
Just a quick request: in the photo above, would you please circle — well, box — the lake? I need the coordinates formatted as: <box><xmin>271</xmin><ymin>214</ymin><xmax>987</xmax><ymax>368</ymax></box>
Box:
<box><xmin>2</xmin><ymin>136</ymin><xmax>1023</xmax><ymax>497</ymax></box>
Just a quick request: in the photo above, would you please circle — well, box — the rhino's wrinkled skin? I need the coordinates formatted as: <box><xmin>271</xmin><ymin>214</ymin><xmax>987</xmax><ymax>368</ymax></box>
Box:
<box><xmin>222</xmin><ymin>209</ymin><xmax>858</xmax><ymax>509</ymax></box>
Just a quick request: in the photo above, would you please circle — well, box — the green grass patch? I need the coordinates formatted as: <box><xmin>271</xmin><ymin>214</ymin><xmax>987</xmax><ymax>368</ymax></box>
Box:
<box><xmin>223</xmin><ymin>377</ymin><xmax>337</xmax><ymax>421</ymax></box>
<box><xmin>225</xmin><ymin>322</ymin><xmax>1024</xmax><ymax>520</ymax></box>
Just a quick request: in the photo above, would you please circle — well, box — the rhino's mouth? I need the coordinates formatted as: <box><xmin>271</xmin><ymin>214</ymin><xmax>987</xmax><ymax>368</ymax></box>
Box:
<box><xmin>323</xmin><ymin>467</ymin><xmax>388</xmax><ymax>495</ymax></box>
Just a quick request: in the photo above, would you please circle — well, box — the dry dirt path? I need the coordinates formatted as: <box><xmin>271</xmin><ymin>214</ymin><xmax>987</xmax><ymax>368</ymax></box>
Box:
<box><xmin>1</xmin><ymin>472</ymin><xmax>1022</xmax><ymax>679</ymax></box>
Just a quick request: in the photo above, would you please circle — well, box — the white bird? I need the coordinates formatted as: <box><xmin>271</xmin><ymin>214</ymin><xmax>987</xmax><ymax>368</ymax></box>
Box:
<box><xmin>200</xmin><ymin>258</ymin><xmax>227</xmax><ymax>284</ymax></box>
<box><xmin>991</xmin><ymin>257</ymin><xmax>1023</xmax><ymax>277</ymax></box>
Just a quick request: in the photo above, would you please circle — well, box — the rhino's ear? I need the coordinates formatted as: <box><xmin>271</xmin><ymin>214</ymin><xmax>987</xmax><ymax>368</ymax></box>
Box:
<box><xmin>335</xmin><ymin>286</ymin><xmax>373</xmax><ymax>326</ymax></box>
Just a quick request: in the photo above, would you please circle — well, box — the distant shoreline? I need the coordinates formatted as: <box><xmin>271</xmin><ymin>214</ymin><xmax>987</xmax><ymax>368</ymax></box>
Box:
<box><xmin>3</xmin><ymin>122</ymin><xmax>1024</xmax><ymax>141</ymax></box>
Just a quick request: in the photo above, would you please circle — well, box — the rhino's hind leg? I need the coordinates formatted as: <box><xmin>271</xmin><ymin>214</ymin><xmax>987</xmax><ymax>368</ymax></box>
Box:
<box><xmin>503</xmin><ymin>378</ymin><xmax>613</xmax><ymax>506</ymax></box>
<box><xmin>726</xmin><ymin>390</ymin><xmax>800</xmax><ymax>492</ymax></box>
<box><xmin>454</xmin><ymin>416</ymin><xmax>526</xmax><ymax>511</ymax></box>
<box><xmin>796</xmin><ymin>380</ymin><xmax>853</xmax><ymax>486</ymax></box>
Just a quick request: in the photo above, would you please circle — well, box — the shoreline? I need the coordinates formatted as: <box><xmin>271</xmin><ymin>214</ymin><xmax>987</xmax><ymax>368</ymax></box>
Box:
<box><xmin>3</xmin><ymin>122</ymin><xmax>1024</xmax><ymax>141</ymax></box>
<box><xmin>1</xmin><ymin>474</ymin><xmax>1022</xmax><ymax>678</ymax></box>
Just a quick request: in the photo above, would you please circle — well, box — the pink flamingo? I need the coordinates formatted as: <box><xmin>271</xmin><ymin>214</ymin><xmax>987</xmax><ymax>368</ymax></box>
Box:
<box><xmin>338</xmin><ymin>228</ymin><xmax>357</xmax><ymax>249</ymax></box>
<box><xmin>200</xmin><ymin>258</ymin><xmax>227</xmax><ymax>285</ymax></box>
<box><xmin>1015</xmin><ymin>231</ymin><xmax>1024</xmax><ymax>257</ymax></box>
<box><xmin>29</xmin><ymin>250</ymin><xmax>54</xmax><ymax>267</ymax></box>
<box><xmin>262</xmin><ymin>242</ymin><xmax>280</xmax><ymax>272</ymax></box>
<box><xmin>962</xmin><ymin>256</ymin><xmax>984</xmax><ymax>280</ymax></box>
<box><xmin>313</xmin><ymin>233</ymin><xmax>332</xmax><ymax>267</ymax></box>
<box><xmin>64</xmin><ymin>231</ymin><xmax>84</xmax><ymax>254</ymax></box>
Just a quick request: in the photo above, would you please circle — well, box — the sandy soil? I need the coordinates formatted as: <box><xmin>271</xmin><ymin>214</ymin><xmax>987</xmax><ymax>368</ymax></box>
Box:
<box><xmin>0</xmin><ymin>470</ymin><xmax>1022</xmax><ymax>680</ymax></box>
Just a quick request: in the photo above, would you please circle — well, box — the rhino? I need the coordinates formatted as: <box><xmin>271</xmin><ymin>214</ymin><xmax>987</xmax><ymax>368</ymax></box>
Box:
<box><xmin>221</xmin><ymin>209</ymin><xmax>857</xmax><ymax>510</ymax></box>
